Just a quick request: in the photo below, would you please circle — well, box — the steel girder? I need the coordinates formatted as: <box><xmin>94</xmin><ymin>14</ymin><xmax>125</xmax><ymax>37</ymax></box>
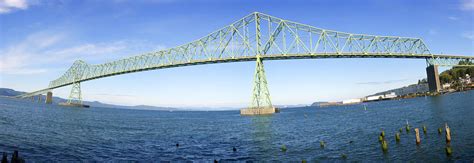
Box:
<box><xmin>16</xmin><ymin>12</ymin><xmax>474</xmax><ymax>98</ymax></box>
<box><xmin>249</xmin><ymin>55</ymin><xmax>273</xmax><ymax>109</ymax></box>
<box><xmin>426</xmin><ymin>56</ymin><xmax>473</xmax><ymax>67</ymax></box>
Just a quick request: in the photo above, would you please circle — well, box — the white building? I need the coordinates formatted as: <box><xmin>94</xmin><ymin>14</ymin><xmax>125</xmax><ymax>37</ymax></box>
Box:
<box><xmin>365</xmin><ymin>92</ymin><xmax>397</xmax><ymax>101</ymax></box>
<box><xmin>342</xmin><ymin>98</ymin><xmax>362</xmax><ymax>104</ymax></box>
<box><xmin>384</xmin><ymin>92</ymin><xmax>397</xmax><ymax>99</ymax></box>
<box><xmin>366</xmin><ymin>95</ymin><xmax>384</xmax><ymax>101</ymax></box>
<box><xmin>442</xmin><ymin>83</ymin><xmax>451</xmax><ymax>89</ymax></box>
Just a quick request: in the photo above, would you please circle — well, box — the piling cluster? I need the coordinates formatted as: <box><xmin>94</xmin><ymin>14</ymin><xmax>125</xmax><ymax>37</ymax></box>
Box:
<box><xmin>377</xmin><ymin>122</ymin><xmax>454</xmax><ymax>156</ymax></box>
<box><xmin>1</xmin><ymin>150</ymin><xmax>25</xmax><ymax>163</ymax></box>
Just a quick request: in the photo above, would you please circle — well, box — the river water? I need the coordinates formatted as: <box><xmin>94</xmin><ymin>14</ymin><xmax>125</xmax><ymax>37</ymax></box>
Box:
<box><xmin>0</xmin><ymin>91</ymin><xmax>473</xmax><ymax>161</ymax></box>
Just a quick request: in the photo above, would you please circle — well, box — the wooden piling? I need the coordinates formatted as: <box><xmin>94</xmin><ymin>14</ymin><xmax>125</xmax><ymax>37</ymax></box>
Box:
<box><xmin>281</xmin><ymin>145</ymin><xmax>287</xmax><ymax>152</ymax></box>
<box><xmin>445</xmin><ymin>146</ymin><xmax>452</xmax><ymax>156</ymax></box>
<box><xmin>415</xmin><ymin>128</ymin><xmax>421</xmax><ymax>144</ymax></box>
<box><xmin>341</xmin><ymin>153</ymin><xmax>347</xmax><ymax>159</ymax></box>
<box><xmin>381</xmin><ymin>140</ymin><xmax>388</xmax><ymax>152</ymax></box>
<box><xmin>395</xmin><ymin>133</ymin><xmax>400</xmax><ymax>142</ymax></box>
<box><xmin>445</xmin><ymin>123</ymin><xmax>451</xmax><ymax>143</ymax></box>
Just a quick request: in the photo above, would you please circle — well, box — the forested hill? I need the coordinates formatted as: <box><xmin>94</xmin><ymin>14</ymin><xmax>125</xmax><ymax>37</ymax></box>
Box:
<box><xmin>439</xmin><ymin>65</ymin><xmax>474</xmax><ymax>84</ymax></box>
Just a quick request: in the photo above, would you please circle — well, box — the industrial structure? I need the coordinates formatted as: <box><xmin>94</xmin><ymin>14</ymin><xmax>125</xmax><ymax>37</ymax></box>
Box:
<box><xmin>15</xmin><ymin>12</ymin><xmax>474</xmax><ymax>115</ymax></box>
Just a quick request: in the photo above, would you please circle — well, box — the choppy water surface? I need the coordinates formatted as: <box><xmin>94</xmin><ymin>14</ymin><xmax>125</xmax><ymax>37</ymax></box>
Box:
<box><xmin>0</xmin><ymin>91</ymin><xmax>473</xmax><ymax>161</ymax></box>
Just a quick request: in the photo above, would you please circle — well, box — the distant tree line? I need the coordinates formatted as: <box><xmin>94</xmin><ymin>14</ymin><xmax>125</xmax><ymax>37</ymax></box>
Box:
<box><xmin>439</xmin><ymin>61</ymin><xmax>474</xmax><ymax>84</ymax></box>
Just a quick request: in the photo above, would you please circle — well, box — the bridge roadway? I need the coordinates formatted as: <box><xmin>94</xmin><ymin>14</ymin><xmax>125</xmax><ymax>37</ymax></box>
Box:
<box><xmin>18</xmin><ymin>53</ymin><xmax>473</xmax><ymax>96</ymax></box>
<box><xmin>16</xmin><ymin>12</ymin><xmax>474</xmax><ymax>115</ymax></box>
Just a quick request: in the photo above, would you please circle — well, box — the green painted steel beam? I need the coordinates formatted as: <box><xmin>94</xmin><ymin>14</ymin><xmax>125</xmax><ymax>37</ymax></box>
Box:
<box><xmin>16</xmin><ymin>12</ymin><xmax>474</xmax><ymax>98</ymax></box>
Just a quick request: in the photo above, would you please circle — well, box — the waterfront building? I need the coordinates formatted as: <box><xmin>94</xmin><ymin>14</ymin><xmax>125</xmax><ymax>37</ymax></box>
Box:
<box><xmin>342</xmin><ymin>98</ymin><xmax>362</xmax><ymax>104</ymax></box>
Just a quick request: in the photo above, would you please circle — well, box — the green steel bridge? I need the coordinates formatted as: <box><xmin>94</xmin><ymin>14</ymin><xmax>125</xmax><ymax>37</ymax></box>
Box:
<box><xmin>17</xmin><ymin>12</ymin><xmax>474</xmax><ymax>114</ymax></box>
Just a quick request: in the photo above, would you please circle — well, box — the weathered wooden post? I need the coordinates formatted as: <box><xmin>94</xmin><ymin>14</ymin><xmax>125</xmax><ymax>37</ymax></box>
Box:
<box><xmin>405</xmin><ymin>120</ymin><xmax>410</xmax><ymax>133</ymax></box>
<box><xmin>415</xmin><ymin>128</ymin><xmax>421</xmax><ymax>144</ymax></box>
<box><xmin>395</xmin><ymin>132</ymin><xmax>400</xmax><ymax>142</ymax></box>
<box><xmin>1</xmin><ymin>152</ymin><xmax>7</xmax><ymax>163</ymax></box>
<box><xmin>445</xmin><ymin>123</ymin><xmax>451</xmax><ymax>143</ymax></box>
<box><xmin>445</xmin><ymin>146</ymin><xmax>453</xmax><ymax>156</ymax></box>
<box><xmin>341</xmin><ymin>153</ymin><xmax>347</xmax><ymax>159</ymax></box>
<box><xmin>281</xmin><ymin>145</ymin><xmax>287</xmax><ymax>152</ymax></box>
<box><xmin>381</xmin><ymin>140</ymin><xmax>388</xmax><ymax>152</ymax></box>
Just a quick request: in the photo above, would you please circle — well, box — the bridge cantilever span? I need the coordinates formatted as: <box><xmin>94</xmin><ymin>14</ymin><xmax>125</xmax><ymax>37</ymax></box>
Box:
<box><xmin>16</xmin><ymin>12</ymin><xmax>474</xmax><ymax>115</ymax></box>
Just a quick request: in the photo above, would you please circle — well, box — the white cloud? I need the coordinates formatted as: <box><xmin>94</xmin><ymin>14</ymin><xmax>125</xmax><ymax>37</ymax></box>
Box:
<box><xmin>0</xmin><ymin>31</ymin><xmax>166</xmax><ymax>75</ymax></box>
<box><xmin>0</xmin><ymin>0</ymin><xmax>28</xmax><ymax>14</ymax></box>
<box><xmin>462</xmin><ymin>31</ymin><xmax>474</xmax><ymax>40</ymax></box>
<box><xmin>41</xmin><ymin>42</ymin><xmax>128</xmax><ymax>63</ymax></box>
<box><xmin>448</xmin><ymin>16</ymin><xmax>459</xmax><ymax>21</ymax></box>
<box><xmin>461</xmin><ymin>0</ymin><xmax>474</xmax><ymax>11</ymax></box>
<box><xmin>0</xmin><ymin>32</ymin><xmax>64</xmax><ymax>74</ymax></box>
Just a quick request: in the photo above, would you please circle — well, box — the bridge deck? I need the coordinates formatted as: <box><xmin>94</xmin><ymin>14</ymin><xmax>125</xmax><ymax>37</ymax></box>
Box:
<box><xmin>15</xmin><ymin>12</ymin><xmax>474</xmax><ymax>98</ymax></box>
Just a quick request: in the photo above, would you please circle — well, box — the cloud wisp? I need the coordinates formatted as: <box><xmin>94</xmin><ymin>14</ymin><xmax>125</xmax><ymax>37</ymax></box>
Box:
<box><xmin>0</xmin><ymin>0</ymin><xmax>29</xmax><ymax>14</ymax></box>
<box><xmin>0</xmin><ymin>30</ymin><xmax>165</xmax><ymax>75</ymax></box>
<box><xmin>461</xmin><ymin>0</ymin><xmax>474</xmax><ymax>11</ymax></box>
<box><xmin>0</xmin><ymin>31</ymin><xmax>65</xmax><ymax>74</ymax></box>
<box><xmin>356</xmin><ymin>79</ymin><xmax>409</xmax><ymax>85</ymax></box>
<box><xmin>89</xmin><ymin>93</ymin><xmax>136</xmax><ymax>97</ymax></box>
<box><xmin>429</xmin><ymin>29</ymin><xmax>438</xmax><ymax>35</ymax></box>
<box><xmin>447</xmin><ymin>16</ymin><xmax>459</xmax><ymax>21</ymax></box>
<box><xmin>462</xmin><ymin>31</ymin><xmax>474</xmax><ymax>40</ymax></box>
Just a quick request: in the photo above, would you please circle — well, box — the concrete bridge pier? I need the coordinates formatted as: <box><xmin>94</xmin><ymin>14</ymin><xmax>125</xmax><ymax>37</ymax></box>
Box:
<box><xmin>45</xmin><ymin>92</ymin><xmax>53</xmax><ymax>104</ymax></box>
<box><xmin>426</xmin><ymin>65</ymin><xmax>441</xmax><ymax>92</ymax></box>
<box><xmin>37</xmin><ymin>95</ymin><xmax>42</xmax><ymax>103</ymax></box>
<box><xmin>240</xmin><ymin>55</ymin><xmax>276</xmax><ymax>115</ymax></box>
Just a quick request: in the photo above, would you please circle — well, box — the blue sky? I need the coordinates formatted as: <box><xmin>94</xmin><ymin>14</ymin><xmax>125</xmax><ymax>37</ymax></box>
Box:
<box><xmin>0</xmin><ymin>0</ymin><xmax>473</xmax><ymax>108</ymax></box>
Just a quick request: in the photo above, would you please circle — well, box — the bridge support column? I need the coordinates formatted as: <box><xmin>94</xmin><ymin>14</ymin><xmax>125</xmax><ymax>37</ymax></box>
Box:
<box><xmin>426</xmin><ymin>65</ymin><xmax>441</xmax><ymax>92</ymax></box>
<box><xmin>37</xmin><ymin>95</ymin><xmax>42</xmax><ymax>103</ymax></box>
<box><xmin>45</xmin><ymin>92</ymin><xmax>53</xmax><ymax>104</ymax></box>
<box><xmin>59</xmin><ymin>82</ymin><xmax>85</xmax><ymax>107</ymax></box>
<box><xmin>241</xmin><ymin>56</ymin><xmax>276</xmax><ymax>115</ymax></box>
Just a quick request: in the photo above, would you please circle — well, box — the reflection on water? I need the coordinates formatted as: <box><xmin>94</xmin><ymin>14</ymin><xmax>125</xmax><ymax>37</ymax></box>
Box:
<box><xmin>0</xmin><ymin>90</ymin><xmax>473</xmax><ymax>161</ymax></box>
<box><xmin>250</xmin><ymin>116</ymin><xmax>273</xmax><ymax>159</ymax></box>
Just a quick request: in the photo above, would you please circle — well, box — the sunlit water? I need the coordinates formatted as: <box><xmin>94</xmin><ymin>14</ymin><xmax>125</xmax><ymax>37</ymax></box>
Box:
<box><xmin>0</xmin><ymin>91</ymin><xmax>473</xmax><ymax>161</ymax></box>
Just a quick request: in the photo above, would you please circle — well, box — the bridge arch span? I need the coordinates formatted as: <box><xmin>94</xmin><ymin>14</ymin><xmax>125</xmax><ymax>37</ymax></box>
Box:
<box><xmin>18</xmin><ymin>12</ymin><xmax>474</xmax><ymax>115</ymax></box>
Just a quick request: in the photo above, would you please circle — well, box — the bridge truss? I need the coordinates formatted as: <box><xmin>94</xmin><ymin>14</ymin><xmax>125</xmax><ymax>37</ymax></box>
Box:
<box><xmin>17</xmin><ymin>12</ymin><xmax>474</xmax><ymax>112</ymax></box>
